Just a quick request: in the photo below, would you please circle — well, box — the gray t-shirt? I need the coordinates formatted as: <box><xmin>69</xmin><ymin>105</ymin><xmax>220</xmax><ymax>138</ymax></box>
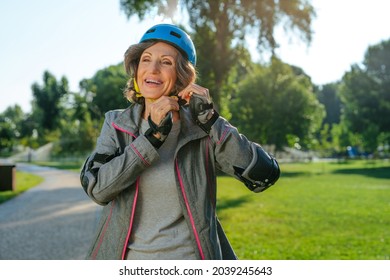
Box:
<box><xmin>126</xmin><ymin>118</ymin><xmax>196</xmax><ymax>260</ymax></box>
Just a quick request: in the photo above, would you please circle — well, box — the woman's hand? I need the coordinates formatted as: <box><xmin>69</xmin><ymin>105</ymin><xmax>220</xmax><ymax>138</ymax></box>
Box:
<box><xmin>180</xmin><ymin>83</ymin><xmax>218</xmax><ymax>134</ymax></box>
<box><xmin>178</xmin><ymin>83</ymin><xmax>210</xmax><ymax>105</ymax></box>
<box><xmin>148</xmin><ymin>95</ymin><xmax>180</xmax><ymax>125</ymax></box>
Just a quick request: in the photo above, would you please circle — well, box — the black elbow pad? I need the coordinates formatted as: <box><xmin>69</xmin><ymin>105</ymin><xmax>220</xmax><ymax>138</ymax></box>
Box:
<box><xmin>234</xmin><ymin>144</ymin><xmax>280</xmax><ymax>193</ymax></box>
<box><xmin>80</xmin><ymin>151</ymin><xmax>120</xmax><ymax>194</ymax></box>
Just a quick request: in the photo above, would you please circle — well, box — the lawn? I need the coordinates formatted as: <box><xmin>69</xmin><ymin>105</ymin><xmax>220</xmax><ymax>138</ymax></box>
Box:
<box><xmin>217</xmin><ymin>159</ymin><xmax>390</xmax><ymax>260</ymax></box>
<box><xmin>2</xmin><ymin>158</ymin><xmax>389</xmax><ymax>260</ymax></box>
<box><xmin>0</xmin><ymin>171</ymin><xmax>44</xmax><ymax>204</ymax></box>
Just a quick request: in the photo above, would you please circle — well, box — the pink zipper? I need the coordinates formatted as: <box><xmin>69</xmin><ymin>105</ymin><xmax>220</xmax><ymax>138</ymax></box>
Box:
<box><xmin>113</xmin><ymin>120</ymin><xmax>204</xmax><ymax>259</ymax></box>
<box><xmin>217</xmin><ymin>126</ymin><xmax>230</xmax><ymax>145</ymax></box>
<box><xmin>112</xmin><ymin>122</ymin><xmax>137</xmax><ymax>138</ymax></box>
<box><xmin>121</xmin><ymin>177</ymin><xmax>140</xmax><ymax>260</ymax></box>
<box><xmin>111</xmin><ymin>121</ymin><xmax>140</xmax><ymax>259</ymax></box>
<box><xmin>175</xmin><ymin>159</ymin><xmax>205</xmax><ymax>260</ymax></box>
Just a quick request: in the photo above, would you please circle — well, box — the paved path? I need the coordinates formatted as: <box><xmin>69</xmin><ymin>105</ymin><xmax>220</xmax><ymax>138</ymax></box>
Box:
<box><xmin>0</xmin><ymin>163</ymin><xmax>101</xmax><ymax>260</ymax></box>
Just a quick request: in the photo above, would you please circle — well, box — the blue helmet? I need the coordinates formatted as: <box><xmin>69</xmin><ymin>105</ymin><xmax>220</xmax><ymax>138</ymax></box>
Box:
<box><xmin>139</xmin><ymin>23</ymin><xmax>196</xmax><ymax>66</ymax></box>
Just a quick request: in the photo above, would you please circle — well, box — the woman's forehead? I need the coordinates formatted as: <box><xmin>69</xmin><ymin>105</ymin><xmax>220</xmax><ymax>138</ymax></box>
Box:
<box><xmin>142</xmin><ymin>41</ymin><xmax>179</xmax><ymax>57</ymax></box>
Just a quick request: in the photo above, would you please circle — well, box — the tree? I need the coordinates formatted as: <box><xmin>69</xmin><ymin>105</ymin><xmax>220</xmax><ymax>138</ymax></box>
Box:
<box><xmin>316</xmin><ymin>83</ymin><xmax>342</xmax><ymax>127</ymax></box>
<box><xmin>79</xmin><ymin>63</ymin><xmax>129</xmax><ymax>117</ymax></box>
<box><xmin>119</xmin><ymin>0</ymin><xmax>315</xmax><ymax>108</ymax></box>
<box><xmin>364</xmin><ymin>39</ymin><xmax>390</xmax><ymax>142</ymax></box>
<box><xmin>31</xmin><ymin>71</ymin><xmax>69</xmax><ymax>131</ymax></box>
<box><xmin>339</xmin><ymin>38</ymin><xmax>390</xmax><ymax>152</ymax></box>
<box><xmin>365</xmin><ymin>39</ymin><xmax>390</xmax><ymax>85</ymax></box>
<box><xmin>54</xmin><ymin>91</ymin><xmax>102</xmax><ymax>155</ymax></box>
<box><xmin>310</xmin><ymin>83</ymin><xmax>343</xmax><ymax>155</ymax></box>
<box><xmin>56</xmin><ymin>112</ymin><xmax>99</xmax><ymax>156</ymax></box>
<box><xmin>0</xmin><ymin>105</ymin><xmax>31</xmax><ymax>153</ymax></box>
<box><xmin>1</xmin><ymin>105</ymin><xmax>24</xmax><ymax>138</ymax></box>
<box><xmin>0</xmin><ymin>118</ymin><xmax>14</xmax><ymax>153</ymax></box>
<box><xmin>229</xmin><ymin>57</ymin><xmax>324</xmax><ymax>150</ymax></box>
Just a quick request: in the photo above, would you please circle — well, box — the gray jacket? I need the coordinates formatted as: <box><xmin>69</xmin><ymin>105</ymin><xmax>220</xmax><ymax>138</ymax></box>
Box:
<box><xmin>80</xmin><ymin>103</ymin><xmax>278</xmax><ymax>259</ymax></box>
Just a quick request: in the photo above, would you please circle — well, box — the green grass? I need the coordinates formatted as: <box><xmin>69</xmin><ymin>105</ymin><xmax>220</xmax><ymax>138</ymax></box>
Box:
<box><xmin>2</xmin><ymin>159</ymin><xmax>389</xmax><ymax>259</ymax></box>
<box><xmin>0</xmin><ymin>171</ymin><xmax>44</xmax><ymax>204</ymax></box>
<box><xmin>217</xmin><ymin>159</ymin><xmax>390</xmax><ymax>260</ymax></box>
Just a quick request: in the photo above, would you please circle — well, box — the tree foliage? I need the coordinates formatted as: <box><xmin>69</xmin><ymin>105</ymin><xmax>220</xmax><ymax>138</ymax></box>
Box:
<box><xmin>316</xmin><ymin>83</ymin><xmax>342</xmax><ymax>127</ymax></box>
<box><xmin>55</xmin><ymin>111</ymin><xmax>99</xmax><ymax>156</ymax></box>
<box><xmin>229</xmin><ymin>57</ymin><xmax>324</xmax><ymax>150</ymax></box>
<box><xmin>119</xmin><ymin>0</ymin><xmax>315</xmax><ymax>108</ymax></box>
<box><xmin>14</xmin><ymin>70</ymin><xmax>104</xmax><ymax>156</ymax></box>
<box><xmin>340</xmin><ymin>39</ymin><xmax>390</xmax><ymax>152</ymax></box>
<box><xmin>0</xmin><ymin>105</ymin><xmax>42</xmax><ymax>154</ymax></box>
<box><xmin>79</xmin><ymin>63</ymin><xmax>129</xmax><ymax>117</ymax></box>
<box><xmin>0</xmin><ymin>106</ymin><xmax>24</xmax><ymax>153</ymax></box>
<box><xmin>31</xmin><ymin>71</ymin><xmax>69</xmax><ymax>131</ymax></box>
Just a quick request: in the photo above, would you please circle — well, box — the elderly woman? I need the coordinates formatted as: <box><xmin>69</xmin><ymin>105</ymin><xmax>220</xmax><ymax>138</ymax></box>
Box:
<box><xmin>80</xmin><ymin>23</ymin><xmax>280</xmax><ymax>260</ymax></box>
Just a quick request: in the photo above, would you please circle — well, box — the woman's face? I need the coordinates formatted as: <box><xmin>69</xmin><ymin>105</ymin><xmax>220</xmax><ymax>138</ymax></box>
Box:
<box><xmin>137</xmin><ymin>42</ymin><xmax>178</xmax><ymax>100</ymax></box>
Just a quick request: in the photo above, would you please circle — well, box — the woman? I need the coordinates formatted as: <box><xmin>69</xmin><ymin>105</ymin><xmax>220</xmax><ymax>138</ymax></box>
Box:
<box><xmin>80</xmin><ymin>23</ymin><xmax>280</xmax><ymax>260</ymax></box>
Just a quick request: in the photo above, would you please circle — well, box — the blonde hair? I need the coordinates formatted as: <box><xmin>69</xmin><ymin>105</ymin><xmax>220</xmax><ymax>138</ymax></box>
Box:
<box><xmin>123</xmin><ymin>41</ymin><xmax>197</xmax><ymax>104</ymax></box>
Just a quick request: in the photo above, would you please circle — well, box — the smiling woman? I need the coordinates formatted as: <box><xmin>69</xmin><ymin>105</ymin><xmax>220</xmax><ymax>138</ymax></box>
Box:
<box><xmin>79</xmin><ymin>23</ymin><xmax>280</xmax><ymax>260</ymax></box>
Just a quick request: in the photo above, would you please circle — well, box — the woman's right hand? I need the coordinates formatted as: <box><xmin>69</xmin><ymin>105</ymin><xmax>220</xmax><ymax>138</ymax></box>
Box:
<box><xmin>147</xmin><ymin>95</ymin><xmax>180</xmax><ymax>125</ymax></box>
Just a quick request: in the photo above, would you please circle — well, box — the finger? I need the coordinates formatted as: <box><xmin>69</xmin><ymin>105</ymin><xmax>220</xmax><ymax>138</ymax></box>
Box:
<box><xmin>150</xmin><ymin>99</ymin><xmax>179</xmax><ymax>123</ymax></box>
<box><xmin>180</xmin><ymin>84</ymin><xmax>209</xmax><ymax>99</ymax></box>
<box><xmin>162</xmin><ymin>97</ymin><xmax>180</xmax><ymax>111</ymax></box>
<box><xmin>178</xmin><ymin>89</ymin><xmax>191</xmax><ymax>100</ymax></box>
<box><xmin>192</xmin><ymin>85</ymin><xmax>209</xmax><ymax>97</ymax></box>
<box><xmin>178</xmin><ymin>85</ymin><xmax>196</xmax><ymax>103</ymax></box>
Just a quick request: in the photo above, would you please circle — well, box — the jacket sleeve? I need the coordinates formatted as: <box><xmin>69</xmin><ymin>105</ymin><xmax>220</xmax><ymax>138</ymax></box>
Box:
<box><xmin>80</xmin><ymin>111</ymin><xmax>160</xmax><ymax>205</ymax></box>
<box><xmin>209</xmin><ymin>116</ymin><xmax>280</xmax><ymax>193</ymax></box>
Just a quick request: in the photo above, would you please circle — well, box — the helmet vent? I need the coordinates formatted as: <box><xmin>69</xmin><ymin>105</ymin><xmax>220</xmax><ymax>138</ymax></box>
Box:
<box><xmin>139</xmin><ymin>24</ymin><xmax>196</xmax><ymax>65</ymax></box>
<box><xmin>170</xmin><ymin>31</ymin><xmax>182</xmax><ymax>39</ymax></box>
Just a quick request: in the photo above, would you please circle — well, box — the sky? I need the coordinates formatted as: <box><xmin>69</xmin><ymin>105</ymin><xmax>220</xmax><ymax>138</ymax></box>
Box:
<box><xmin>1</xmin><ymin>0</ymin><xmax>390</xmax><ymax>113</ymax></box>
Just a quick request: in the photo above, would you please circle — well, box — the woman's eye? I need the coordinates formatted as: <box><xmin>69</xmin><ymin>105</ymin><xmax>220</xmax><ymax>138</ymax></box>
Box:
<box><xmin>162</xmin><ymin>60</ymin><xmax>173</xmax><ymax>65</ymax></box>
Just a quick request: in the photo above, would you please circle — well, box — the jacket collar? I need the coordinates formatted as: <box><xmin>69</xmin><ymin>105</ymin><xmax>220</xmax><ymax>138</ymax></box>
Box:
<box><xmin>112</xmin><ymin>103</ymin><xmax>207</xmax><ymax>142</ymax></box>
<box><xmin>178</xmin><ymin>105</ymin><xmax>208</xmax><ymax>144</ymax></box>
<box><xmin>111</xmin><ymin>103</ymin><xmax>143</xmax><ymax>136</ymax></box>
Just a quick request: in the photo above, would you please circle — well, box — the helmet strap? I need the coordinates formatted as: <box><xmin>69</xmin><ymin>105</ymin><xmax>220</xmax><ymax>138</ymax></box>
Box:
<box><xmin>133</xmin><ymin>78</ymin><xmax>142</xmax><ymax>98</ymax></box>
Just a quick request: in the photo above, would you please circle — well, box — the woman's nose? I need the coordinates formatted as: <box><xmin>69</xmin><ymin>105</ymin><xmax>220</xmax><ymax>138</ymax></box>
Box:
<box><xmin>149</xmin><ymin>60</ymin><xmax>160</xmax><ymax>73</ymax></box>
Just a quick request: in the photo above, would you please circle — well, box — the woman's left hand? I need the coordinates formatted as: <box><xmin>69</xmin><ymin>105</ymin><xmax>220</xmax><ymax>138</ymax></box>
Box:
<box><xmin>178</xmin><ymin>83</ymin><xmax>210</xmax><ymax>104</ymax></box>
